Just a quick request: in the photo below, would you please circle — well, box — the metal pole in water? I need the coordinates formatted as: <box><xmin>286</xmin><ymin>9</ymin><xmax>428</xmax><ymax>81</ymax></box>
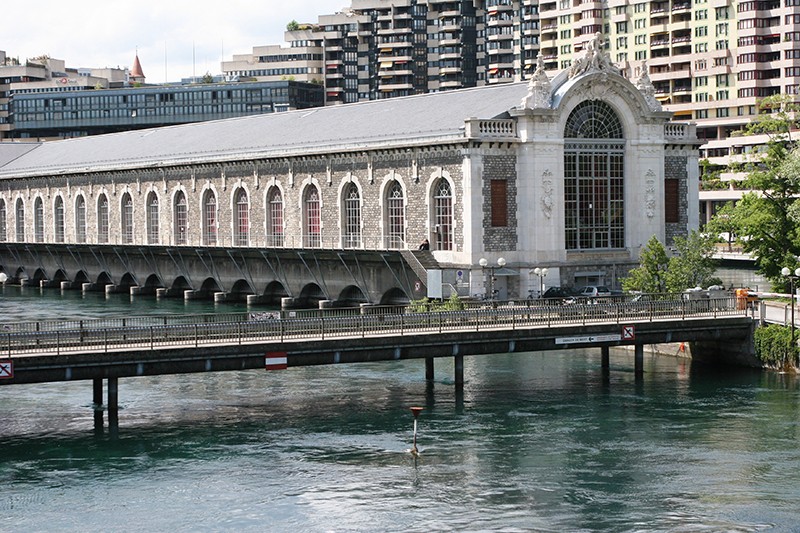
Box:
<box><xmin>410</xmin><ymin>406</ymin><xmax>423</xmax><ymax>455</ymax></box>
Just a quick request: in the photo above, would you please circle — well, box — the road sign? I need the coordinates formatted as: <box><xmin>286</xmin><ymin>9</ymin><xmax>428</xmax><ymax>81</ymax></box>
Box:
<box><xmin>0</xmin><ymin>360</ymin><xmax>13</xmax><ymax>379</ymax></box>
<box><xmin>555</xmin><ymin>334</ymin><xmax>621</xmax><ymax>345</ymax></box>
<box><xmin>622</xmin><ymin>325</ymin><xmax>635</xmax><ymax>340</ymax></box>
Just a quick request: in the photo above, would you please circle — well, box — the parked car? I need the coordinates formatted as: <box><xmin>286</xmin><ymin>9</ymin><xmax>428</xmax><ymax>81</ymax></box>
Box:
<box><xmin>540</xmin><ymin>286</ymin><xmax>576</xmax><ymax>304</ymax></box>
<box><xmin>576</xmin><ymin>285</ymin><xmax>612</xmax><ymax>298</ymax></box>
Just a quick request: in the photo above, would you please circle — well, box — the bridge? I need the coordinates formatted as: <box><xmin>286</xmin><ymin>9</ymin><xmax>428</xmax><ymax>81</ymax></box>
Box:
<box><xmin>0</xmin><ymin>294</ymin><xmax>756</xmax><ymax>431</ymax></box>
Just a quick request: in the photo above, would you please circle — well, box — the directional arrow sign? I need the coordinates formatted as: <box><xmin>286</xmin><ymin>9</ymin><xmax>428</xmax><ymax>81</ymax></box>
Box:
<box><xmin>555</xmin><ymin>334</ymin><xmax>621</xmax><ymax>345</ymax></box>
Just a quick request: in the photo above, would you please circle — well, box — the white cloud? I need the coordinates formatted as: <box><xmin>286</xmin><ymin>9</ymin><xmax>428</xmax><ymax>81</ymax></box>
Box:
<box><xmin>2</xmin><ymin>0</ymin><xmax>345</xmax><ymax>83</ymax></box>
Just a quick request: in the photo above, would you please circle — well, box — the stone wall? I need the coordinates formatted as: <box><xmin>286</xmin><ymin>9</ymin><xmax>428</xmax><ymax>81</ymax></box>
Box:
<box><xmin>665</xmin><ymin>152</ymin><xmax>689</xmax><ymax>245</ymax></box>
<box><xmin>482</xmin><ymin>153</ymin><xmax>517</xmax><ymax>252</ymax></box>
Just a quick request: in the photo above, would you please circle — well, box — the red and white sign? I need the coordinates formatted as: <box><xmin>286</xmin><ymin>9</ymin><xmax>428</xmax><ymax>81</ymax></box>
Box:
<box><xmin>0</xmin><ymin>360</ymin><xmax>13</xmax><ymax>379</ymax></box>
<box><xmin>265</xmin><ymin>352</ymin><xmax>288</xmax><ymax>370</ymax></box>
<box><xmin>622</xmin><ymin>325</ymin><xmax>635</xmax><ymax>340</ymax></box>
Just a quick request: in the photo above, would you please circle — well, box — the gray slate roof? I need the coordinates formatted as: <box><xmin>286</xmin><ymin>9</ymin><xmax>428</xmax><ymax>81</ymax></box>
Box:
<box><xmin>0</xmin><ymin>82</ymin><xmax>528</xmax><ymax>179</ymax></box>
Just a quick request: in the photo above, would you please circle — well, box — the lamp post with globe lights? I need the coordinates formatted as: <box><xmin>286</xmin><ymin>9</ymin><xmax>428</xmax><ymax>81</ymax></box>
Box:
<box><xmin>533</xmin><ymin>267</ymin><xmax>548</xmax><ymax>298</ymax></box>
<box><xmin>479</xmin><ymin>257</ymin><xmax>506</xmax><ymax>300</ymax></box>
<box><xmin>781</xmin><ymin>266</ymin><xmax>800</xmax><ymax>367</ymax></box>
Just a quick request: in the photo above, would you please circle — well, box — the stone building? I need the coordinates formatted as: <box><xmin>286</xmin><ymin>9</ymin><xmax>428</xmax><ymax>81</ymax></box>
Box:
<box><xmin>0</xmin><ymin>46</ymin><xmax>699</xmax><ymax>305</ymax></box>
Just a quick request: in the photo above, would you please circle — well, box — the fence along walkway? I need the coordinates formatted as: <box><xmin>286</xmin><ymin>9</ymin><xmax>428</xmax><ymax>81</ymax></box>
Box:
<box><xmin>1</xmin><ymin>295</ymin><xmax>748</xmax><ymax>357</ymax></box>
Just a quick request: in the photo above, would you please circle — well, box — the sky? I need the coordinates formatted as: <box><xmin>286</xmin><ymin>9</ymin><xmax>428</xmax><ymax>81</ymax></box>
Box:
<box><xmin>2</xmin><ymin>0</ymin><xmax>346</xmax><ymax>84</ymax></box>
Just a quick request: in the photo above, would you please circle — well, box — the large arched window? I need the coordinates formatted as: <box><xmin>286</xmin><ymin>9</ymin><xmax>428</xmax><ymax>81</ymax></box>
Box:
<box><xmin>433</xmin><ymin>179</ymin><xmax>453</xmax><ymax>251</ymax></box>
<box><xmin>34</xmin><ymin>197</ymin><xmax>44</xmax><ymax>243</ymax></box>
<box><xmin>75</xmin><ymin>196</ymin><xmax>86</xmax><ymax>244</ymax></box>
<box><xmin>202</xmin><ymin>190</ymin><xmax>217</xmax><ymax>246</ymax></box>
<box><xmin>174</xmin><ymin>191</ymin><xmax>188</xmax><ymax>245</ymax></box>
<box><xmin>234</xmin><ymin>188</ymin><xmax>249</xmax><ymax>246</ymax></box>
<box><xmin>146</xmin><ymin>192</ymin><xmax>159</xmax><ymax>244</ymax></box>
<box><xmin>0</xmin><ymin>199</ymin><xmax>6</xmax><ymax>243</ymax></box>
<box><xmin>15</xmin><ymin>199</ymin><xmax>25</xmax><ymax>243</ymax></box>
<box><xmin>97</xmin><ymin>194</ymin><xmax>109</xmax><ymax>244</ymax></box>
<box><xmin>54</xmin><ymin>196</ymin><xmax>65</xmax><ymax>243</ymax></box>
<box><xmin>343</xmin><ymin>183</ymin><xmax>361</xmax><ymax>248</ymax></box>
<box><xmin>304</xmin><ymin>185</ymin><xmax>321</xmax><ymax>248</ymax></box>
<box><xmin>564</xmin><ymin>100</ymin><xmax>625</xmax><ymax>250</ymax></box>
<box><xmin>267</xmin><ymin>187</ymin><xmax>284</xmax><ymax>247</ymax></box>
<box><xmin>121</xmin><ymin>192</ymin><xmax>134</xmax><ymax>244</ymax></box>
<box><xmin>386</xmin><ymin>180</ymin><xmax>405</xmax><ymax>249</ymax></box>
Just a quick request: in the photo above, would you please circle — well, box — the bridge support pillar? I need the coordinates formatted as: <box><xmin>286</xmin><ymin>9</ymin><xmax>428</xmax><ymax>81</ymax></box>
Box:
<box><xmin>281</xmin><ymin>297</ymin><xmax>297</xmax><ymax>310</ymax></box>
<box><xmin>213</xmin><ymin>291</ymin><xmax>227</xmax><ymax>303</ymax></box>
<box><xmin>131</xmin><ymin>285</ymin><xmax>156</xmax><ymax>297</ymax></box>
<box><xmin>82</xmin><ymin>282</ymin><xmax>99</xmax><ymax>293</ymax></box>
<box><xmin>184</xmin><ymin>289</ymin><xmax>208</xmax><ymax>300</ymax></box>
<box><xmin>108</xmin><ymin>377</ymin><xmax>119</xmax><ymax>436</ymax></box>
<box><xmin>601</xmin><ymin>346</ymin><xmax>610</xmax><ymax>369</ymax></box>
<box><xmin>634</xmin><ymin>344</ymin><xmax>644</xmax><ymax>376</ymax></box>
<box><xmin>454</xmin><ymin>355</ymin><xmax>464</xmax><ymax>388</ymax></box>
<box><xmin>93</xmin><ymin>378</ymin><xmax>103</xmax><ymax>433</ymax></box>
<box><xmin>319</xmin><ymin>300</ymin><xmax>334</xmax><ymax>309</ymax></box>
<box><xmin>425</xmin><ymin>357</ymin><xmax>434</xmax><ymax>381</ymax></box>
<box><xmin>246</xmin><ymin>294</ymin><xmax>268</xmax><ymax>305</ymax></box>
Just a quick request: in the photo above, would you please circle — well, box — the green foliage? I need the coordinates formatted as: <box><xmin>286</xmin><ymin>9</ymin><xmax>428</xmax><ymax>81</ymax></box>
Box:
<box><xmin>407</xmin><ymin>294</ymin><xmax>464</xmax><ymax>313</ymax></box>
<box><xmin>286</xmin><ymin>20</ymin><xmax>300</xmax><ymax>31</ymax></box>
<box><xmin>623</xmin><ymin>232</ymin><xmax>720</xmax><ymax>293</ymax></box>
<box><xmin>754</xmin><ymin>324</ymin><xmax>797</xmax><ymax>365</ymax></box>
<box><xmin>622</xmin><ymin>235</ymin><xmax>670</xmax><ymax>293</ymax></box>
<box><xmin>716</xmin><ymin>95</ymin><xmax>800</xmax><ymax>290</ymax></box>
<box><xmin>666</xmin><ymin>231</ymin><xmax>720</xmax><ymax>292</ymax></box>
<box><xmin>201</xmin><ymin>72</ymin><xmax>214</xmax><ymax>84</ymax></box>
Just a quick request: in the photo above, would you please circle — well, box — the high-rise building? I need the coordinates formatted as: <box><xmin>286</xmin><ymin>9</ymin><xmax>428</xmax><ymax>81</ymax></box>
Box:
<box><xmin>223</xmin><ymin>0</ymin><xmax>799</xmax><ymax>223</ymax></box>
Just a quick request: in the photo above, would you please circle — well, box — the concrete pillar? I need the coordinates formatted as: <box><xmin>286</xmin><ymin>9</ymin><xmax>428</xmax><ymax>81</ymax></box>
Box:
<box><xmin>107</xmin><ymin>377</ymin><xmax>119</xmax><ymax>436</ymax></box>
<box><xmin>318</xmin><ymin>300</ymin><xmax>334</xmax><ymax>309</ymax></box>
<box><xmin>634</xmin><ymin>344</ymin><xmax>644</xmax><ymax>376</ymax></box>
<box><xmin>425</xmin><ymin>357</ymin><xmax>434</xmax><ymax>381</ymax></box>
<box><xmin>82</xmin><ymin>282</ymin><xmax>96</xmax><ymax>293</ymax></box>
<box><xmin>281</xmin><ymin>297</ymin><xmax>297</xmax><ymax>310</ymax></box>
<box><xmin>156</xmin><ymin>287</ymin><xmax>167</xmax><ymax>299</ymax></box>
<box><xmin>60</xmin><ymin>281</ymin><xmax>72</xmax><ymax>290</ymax></box>
<box><xmin>247</xmin><ymin>294</ymin><xmax>268</xmax><ymax>306</ymax></box>
<box><xmin>213</xmin><ymin>291</ymin><xmax>227</xmax><ymax>303</ymax></box>
<box><xmin>601</xmin><ymin>346</ymin><xmax>610</xmax><ymax>369</ymax></box>
<box><xmin>184</xmin><ymin>289</ymin><xmax>204</xmax><ymax>300</ymax></box>
<box><xmin>104</xmin><ymin>284</ymin><xmax>118</xmax><ymax>295</ymax></box>
<box><xmin>454</xmin><ymin>355</ymin><xmax>464</xmax><ymax>388</ymax></box>
<box><xmin>93</xmin><ymin>378</ymin><xmax>104</xmax><ymax>434</ymax></box>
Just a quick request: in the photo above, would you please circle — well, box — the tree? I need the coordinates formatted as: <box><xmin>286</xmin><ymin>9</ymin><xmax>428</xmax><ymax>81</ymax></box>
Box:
<box><xmin>623</xmin><ymin>232</ymin><xmax>720</xmax><ymax>294</ymax></box>
<box><xmin>622</xmin><ymin>235</ymin><xmax>670</xmax><ymax>293</ymax></box>
<box><xmin>286</xmin><ymin>20</ymin><xmax>300</xmax><ymax>31</ymax></box>
<box><xmin>715</xmin><ymin>94</ymin><xmax>800</xmax><ymax>290</ymax></box>
<box><xmin>665</xmin><ymin>231</ymin><xmax>721</xmax><ymax>291</ymax></box>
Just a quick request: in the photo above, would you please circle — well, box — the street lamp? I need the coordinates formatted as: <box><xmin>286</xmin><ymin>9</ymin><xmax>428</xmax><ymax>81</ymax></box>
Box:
<box><xmin>533</xmin><ymin>267</ymin><xmax>549</xmax><ymax>298</ymax></box>
<box><xmin>781</xmin><ymin>266</ymin><xmax>800</xmax><ymax>367</ymax></box>
<box><xmin>479</xmin><ymin>257</ymin><xmax>506</xmax><ymax>300</ymax></box>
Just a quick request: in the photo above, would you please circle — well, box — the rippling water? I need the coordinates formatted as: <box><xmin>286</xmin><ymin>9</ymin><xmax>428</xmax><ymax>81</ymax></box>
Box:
<box><xmin>0</xmin><ymin>287</ymin><xmax>799</xmax><ymax>532</ymax></box>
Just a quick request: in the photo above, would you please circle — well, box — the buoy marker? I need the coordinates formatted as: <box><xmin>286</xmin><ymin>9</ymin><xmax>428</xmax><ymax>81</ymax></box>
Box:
<box><xmin>410</xmin><ymin>406</ymin><xmax>423</xmax><ymax>456</ymax></box>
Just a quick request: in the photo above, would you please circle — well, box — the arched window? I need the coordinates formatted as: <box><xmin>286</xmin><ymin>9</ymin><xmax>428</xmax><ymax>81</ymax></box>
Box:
<box><xmin>343</xmin><ymin>183</ymin><xmax>361</xmax><ymax>248</ymax></box>
<box><xmin>386</xmin><ymin>180</ymin><xmax>405</xmax><ymax>249</ymax></box>
<box><xmin>564</xmin><ymin>100</ymin><xmax>625</xmax><ymax>250</ymax></box>
<box><xmin>234</xmin><ymin>188</ymin><xmax>249</xmax><ymax>246</ymax></box>
<box><xmin>54</xmin><ymin>196</ymin><xmax>65</xmax><ymax>243</ymax></box>
<box><xmin>202</xmin><ymin>190</ymin><xmax>217</xmax><ymax>246</ymax></box>
<box><xmin>34</xmin><ymin>197</ymin><xmax>44</xmax><ymax>243</ymax></box>
<box><xmin>433</xmin><ymin>179</ymin><xmax>453</xmax><ymax>251</ymax></box>
<box><xmin>0</xmin><ymin>199</ymin><xmax>5</xmax><ymax>243</ymax></box>
<box><xmin>174</xmin><ymin>191</ymin><xmax>188</xmax><ymax>245</ymax></box>
<box><xmin>121</xmin><ymin>192</ymin><xmax>134</xmax><ymax>244</ymax></box>
<box><xmin>75</xmin><ymin>196</ymin><xmax>86</xmax><ymax>244</ymax></box>
<box><xmin>97</xmin><ymin>194</ymin><xmax>109</xmax><ymax>244</ymax></box>
<box><xmin>146</xmin><ymin>192</ymin><xmax>159</xmax><ymax>244</ymax></box>
<box><xmin>304</xmin><ymin>185</ymin><xmax>321</xmax><ymax>248</ymax></box>
<box><xmin>15</xmin><ymin>199</ymin><xmax>25</xmax><ymax>243</ymax></box>
<box><xmin>267</xmin><ymin>187</ymin><xmax>284</xmax><ymax>247</ymax></box>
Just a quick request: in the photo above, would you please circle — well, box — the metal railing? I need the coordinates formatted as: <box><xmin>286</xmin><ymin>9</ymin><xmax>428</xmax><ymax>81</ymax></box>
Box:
<box><xmin>0</xmin><ymin>294</ymin><xmax>749</xmax><ymax>357</ymax></box>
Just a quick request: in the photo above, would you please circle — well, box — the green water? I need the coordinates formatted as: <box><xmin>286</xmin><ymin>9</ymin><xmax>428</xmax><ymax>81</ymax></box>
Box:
<box><xmin>0</xmin><ymin>287</ymin><xmax>798</xmax><ymax>531</ymax></box>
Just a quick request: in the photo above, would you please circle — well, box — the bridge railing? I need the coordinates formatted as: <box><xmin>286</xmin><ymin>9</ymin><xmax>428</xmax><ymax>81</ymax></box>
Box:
<box><xmin>0</xmin><ymin>294</ymin><xmax>750</xmax><ymax>357</ymax></box>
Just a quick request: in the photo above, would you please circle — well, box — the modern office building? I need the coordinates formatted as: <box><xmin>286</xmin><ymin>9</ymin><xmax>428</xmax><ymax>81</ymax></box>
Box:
<box><xmin>0</xmin><ymin>51</ymin><xmax>324</xmax><ymax>140</ymax></box>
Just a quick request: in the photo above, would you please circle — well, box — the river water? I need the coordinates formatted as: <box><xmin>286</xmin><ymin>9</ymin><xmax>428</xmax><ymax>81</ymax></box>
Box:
<box><xmin>1</xmin><ymin>287</ymin><xmax>799</xmax><ymax>532</ymax></box>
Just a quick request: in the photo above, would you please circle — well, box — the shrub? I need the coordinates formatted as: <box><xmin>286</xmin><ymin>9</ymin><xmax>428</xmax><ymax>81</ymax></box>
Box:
<box><xmin>754</xmin><ymin>324</ymin><xmax>797</xmax><ymax>365</ymax></box>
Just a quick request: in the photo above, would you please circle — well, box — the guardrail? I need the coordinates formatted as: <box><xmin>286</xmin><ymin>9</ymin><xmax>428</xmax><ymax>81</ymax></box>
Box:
<box><xmin>0</xmin><ymin>294</ymin><xmax>749</xmax><ymax>357</ymax></box>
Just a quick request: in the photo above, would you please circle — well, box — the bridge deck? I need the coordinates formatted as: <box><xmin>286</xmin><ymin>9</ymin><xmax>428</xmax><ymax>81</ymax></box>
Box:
<box><xmin>0</xmin><ymin>296</ymin><xmax>754</xmax><ymax>385</ymax></box>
